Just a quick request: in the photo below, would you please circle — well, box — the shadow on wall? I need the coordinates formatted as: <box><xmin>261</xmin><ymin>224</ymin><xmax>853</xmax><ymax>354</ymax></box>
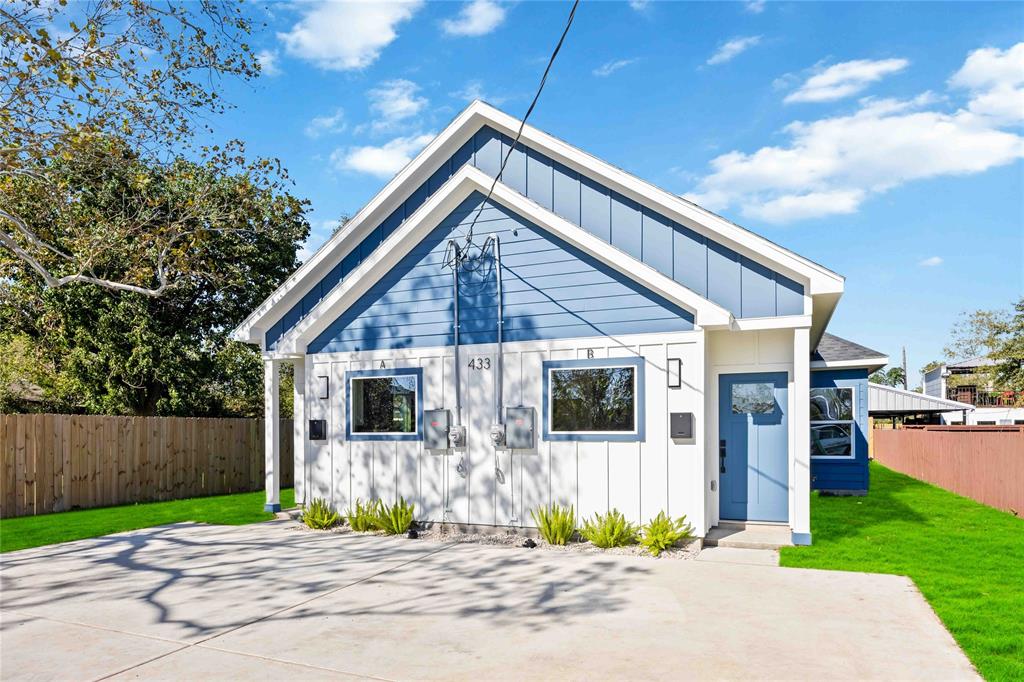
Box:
<box><xmin>0</xmin><ymin>524</ymin><xmax>651</xmax><ymax>638</ymax></box>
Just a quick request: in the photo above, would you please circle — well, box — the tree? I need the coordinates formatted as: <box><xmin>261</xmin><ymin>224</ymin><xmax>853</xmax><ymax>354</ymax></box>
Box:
<box><xmin>943</xmin><ymin>298</ymin><xmax>1024</xmax><ymax>402</ymax></box>
<box><xmin>0</xmin><ymin>137</ymin><xmax>309</xmax><ymax>416</ymax></box>
<box><xmin>870</xmin><ymin>367</ymin><xmax>906</xmax><ymax>387</ymax></box>
<box><xmin>1</xmin><ymin>0</ymin><xmax>269</xmax><ymax>295</ymax></box>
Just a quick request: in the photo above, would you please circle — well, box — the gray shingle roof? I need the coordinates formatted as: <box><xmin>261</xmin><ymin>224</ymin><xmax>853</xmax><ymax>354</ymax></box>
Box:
<box><xmin>811</xmin><ymin>333</ymin><xmax>887</xmax><ymax>363</ymax></box>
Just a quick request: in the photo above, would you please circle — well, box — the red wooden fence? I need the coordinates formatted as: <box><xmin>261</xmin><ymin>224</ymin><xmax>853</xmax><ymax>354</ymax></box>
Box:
<box><xmin>872</xmin><ymin>425</ymin><xmax>1024</xmax><ymax>514</ymax></box>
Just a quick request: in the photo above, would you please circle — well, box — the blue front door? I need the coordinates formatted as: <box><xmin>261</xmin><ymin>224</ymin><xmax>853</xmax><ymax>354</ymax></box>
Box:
<box><xmin>719</xmin><ymin>372</ymin><xmax>789</xmax><ymax>522</ymax></box>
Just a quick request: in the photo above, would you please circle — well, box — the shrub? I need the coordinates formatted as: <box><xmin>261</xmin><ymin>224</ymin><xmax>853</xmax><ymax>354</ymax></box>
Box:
<box><xmin>346</xmin><ymin>499</ymin><xmax>382</xmax><ymax>532</ymax></box>
<box><xmin>302</xmin><ymin>497</ymin><xmax>341</xmax><ymax>530</ymax></box>
<box><xmin>580</xmin><ymin>509</ymin><xmax>639</xmax><ymax>548</ymax></box>
<box><xmin>531</xmin><ymin>503</ymin><xmax>576</xmax><ymax>545</ymax></box>
<box><xmin>640</xmin><ymin>512</ymin><xmax>694</xmax><ymax>557</ymax></box>
<box><xmin>376</xmin><ymin>497</ymin><xmax>416</xmax><ymax>535</ymax></box>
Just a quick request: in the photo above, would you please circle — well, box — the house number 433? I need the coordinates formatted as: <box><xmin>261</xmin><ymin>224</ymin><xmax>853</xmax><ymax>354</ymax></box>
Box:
<box><xmin>467</xmin><ymin>357</ymin><xmax>491</xmax><ymax>370</ymax></box>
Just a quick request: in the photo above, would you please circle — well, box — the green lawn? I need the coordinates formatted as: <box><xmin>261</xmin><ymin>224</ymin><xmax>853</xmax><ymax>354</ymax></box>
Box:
<box><xmin>780</xmin><ymin>462</ymin><xmax>1023</xmax><ymax>681</ymax></box>
<box><xmin>0</xmin><ymin>488</ymin><xmax>294</xmax><ymax>553</ymax></box>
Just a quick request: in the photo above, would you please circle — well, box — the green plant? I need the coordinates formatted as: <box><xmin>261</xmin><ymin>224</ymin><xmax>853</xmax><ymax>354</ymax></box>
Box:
<box><xmin>531</xmin><ymin>503</ymin><xmax>576</xmax><ymax>545</ymax></box>
<box><xmin>640</xmin><ymin>512</ymin><xmax>694</xmax><ymax>557</ymax></box>
<box><xmin>346</xmin><ymin>499</ymin><xmax>382</xmax><ymax>532</ymax></box>
<box><xmin>376</xmin><ymin>498</ymin><xmax>416</xmax><ymax>535</ymax></box>
<box><xmin>579</xmin><ymin>509</ymin><xmax>639</xmax><ymax>548</ymax></box>
<box><xmin>302</xmin><ymin>497</ymin><xmax>341</xmax><ymax>530</ymax></box>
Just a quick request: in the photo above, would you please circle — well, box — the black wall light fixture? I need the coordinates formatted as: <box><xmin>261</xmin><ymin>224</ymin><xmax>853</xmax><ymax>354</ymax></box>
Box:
<box><xmin>667</xmin><ymin>358</ymin><xmax>682</xmax><ymax>389</ymax></box>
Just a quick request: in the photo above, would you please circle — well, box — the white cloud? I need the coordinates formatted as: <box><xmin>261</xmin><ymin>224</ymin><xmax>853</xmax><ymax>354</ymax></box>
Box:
<box><xmin>918</xmin><ymin>256</ymin><xmax>944</xmax><ymax>267</ymax></box>
<box><xmin>441</xmin><ymin>0</ymin><xmax>506</xmax><ymax>37</ymax></box>
<box><xmin>706</xmin><ymin>36</ymin><xmax>762</xmax><ymax>66</ymax></box>
<box><xmin>687</xmin><ymin>44</ymin><xmax>1024</xmax><ymax>224</ymax></box>
<box><xmin>744</xmin><ymin>0</ymin><xmax>766</xmax><ymax>14</ymax></box>
<box><xmin>304</xmin><ymin>109</ymin><xmax>345</xmax><ymax>138</ymax></box>
<box><xmin>333</xmin><ymin>133</ymin><xmax>435</xmax><ymax>178</ymax></box>
<box><xmin>367</xmin><ymin>79</ymin><xmax>428</xmax><ymax>130</ymax></box>
<box><xmin>784</xmin><ymin>58</ymin><xmax>909</xmax><ymax>103</ymax></box>
<box><xmin>256</xmin><ymin>49</ymin><xmax>281</xmax><ymax>77</ymax></box>
<box><xmin>949</xmin><ymin>43</ymin><xmax>1024</xmax><ymax>126</ymax></box>
<box><xmin>629</xmin><ymin>0</ymin><xmax>650</xmax><ymax>11</ymax></box>
<box><xmin>450</xmin><ymin>80</ymin><xmax>508</xmax><ymax>105</ymax></box>
<box><xmin>278</xmin><ymin>1</ymin><xmax>422</xmax><ymax>71</ymax></box>
<box><xmin>593</xmin><ymin>58</ymin><xmax>639</xmax><ymax>77</ymax></box>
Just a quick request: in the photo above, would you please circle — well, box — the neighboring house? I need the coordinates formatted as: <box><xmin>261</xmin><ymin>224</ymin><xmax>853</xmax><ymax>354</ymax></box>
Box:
<box><xmin>232</xmin><ymin>101</ymin><xmax>889</xmax><ymax>545</ymax></box>
<box><xmin>923</xmin><ymin>358</ymin><xmax>1024</xmax><ymax>425</ymax></box>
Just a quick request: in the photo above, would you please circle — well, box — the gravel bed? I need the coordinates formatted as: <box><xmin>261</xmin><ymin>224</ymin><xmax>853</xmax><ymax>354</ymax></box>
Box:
<box><xmin>286</xmin><ymin>514</ymin><xmax>700</xmax><ymax>560</ymax></box>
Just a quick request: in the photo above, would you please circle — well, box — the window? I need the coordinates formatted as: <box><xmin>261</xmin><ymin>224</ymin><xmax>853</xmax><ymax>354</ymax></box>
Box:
<box><xmin>732</xmin><ymin>382</ymin><xmax>776</xmax><ymax>414</ymax></box>
<box><xmin>346</xmin><ymin>368</ymin><xmax>422</xmax><ymax>441</ymax></box>
<box><xmin>543</xmin><ymin>357</ymin><xmax>645</xmax><ymax>442</ymax></box>
<box><xmin>810</xmin><ymin>387</ymin><xmax>854</xmax><ymax>457</ymax></box>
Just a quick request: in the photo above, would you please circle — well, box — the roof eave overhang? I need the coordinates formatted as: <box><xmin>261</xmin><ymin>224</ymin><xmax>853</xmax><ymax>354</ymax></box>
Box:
<box><xmin>274</xmin><ymin>166</ymin><xmax>733</xmax><ymax>355</ymax></box>
<box><xmin>811</xmin><ymin>356</ymin><xmax>890</xmax><ymax>373</ymax></box>
<box><xmin>233</xmin><ymin>100</ymin><xmax>846</xmax><ymax>346</ymax></box>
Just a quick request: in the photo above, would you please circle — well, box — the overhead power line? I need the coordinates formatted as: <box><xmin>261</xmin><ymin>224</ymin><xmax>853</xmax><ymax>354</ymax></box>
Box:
<box><xmin>455</xmin><ymin>0</ymin><xmax>581</xmax><ymax>260</ymax></box>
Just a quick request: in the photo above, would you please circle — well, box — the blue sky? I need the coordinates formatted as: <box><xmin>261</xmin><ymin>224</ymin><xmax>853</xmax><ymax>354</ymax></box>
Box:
<box><xmin>211</xmin><ymin>0</ymin><xmax>1023</xmax><ymax>384</ymax></box>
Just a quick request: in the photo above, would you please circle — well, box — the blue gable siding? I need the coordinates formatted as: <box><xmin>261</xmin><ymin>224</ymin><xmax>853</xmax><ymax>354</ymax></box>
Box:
<box><xmin>267</xmin><ymin>126</ymin><xmax>805</xmax><ymax>349</ymax></box>
<box><xmin>307</xmin><ymin>193</ymin><xmax>695</xmax><ymax>354</ymax></box>
<box><xmin>810</xmin><ymin>368</ymin><xmax>870</xmax><ymax>493</ymax></box>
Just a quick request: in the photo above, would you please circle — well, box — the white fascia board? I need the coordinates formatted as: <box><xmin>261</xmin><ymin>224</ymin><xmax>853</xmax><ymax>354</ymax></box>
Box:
<box><xmin>276</xmin><ymin>166</ymin><xmax>732</xmax><ymax>354</ymax></box>
<box><xmin>471</xmin><ymin>102</ymin><xmax>845</xmax><ymax>296</ymax></box>
<box><xmin>230</xmin><ymin>106</ymin><xmax>484</xmax><ymax>345</ymax></box>
<box><xmin>810</xmin><ymin>357</ymin><xmax>890</xmax><ymax>371</ymax></box>
<box><xmin>731</xmin><ymin>315</ymin><xmax>812</xmax><ymax>331</ymax></box>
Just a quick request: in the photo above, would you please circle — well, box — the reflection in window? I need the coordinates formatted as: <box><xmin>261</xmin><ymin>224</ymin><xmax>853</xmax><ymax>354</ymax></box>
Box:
<box><xmin>550</xmin><ymin>366</ymin><xmax>636</xmax><ymax>432</ymax></box>
<box><xmin>810</xmin><ymin>387</ymin><xmax>854</xmax><ymax>457</ymax></box>
<box><xmin>732</xmin><ymin>382</ymin><xmax>775</xmax><ymax>414</ymax></box>
<box><xmin>351</xmin><ymin>375</ymin><xmax>417</xmax><ymax>434</ymax></box>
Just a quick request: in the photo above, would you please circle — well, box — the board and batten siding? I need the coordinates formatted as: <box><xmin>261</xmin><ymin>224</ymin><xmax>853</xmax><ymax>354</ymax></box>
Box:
<box><xmin>810</xmin><ymin>368</ymin><xmax>869</xmax><ymax>492</ymax></box>
<box><xmin>266</xmin><ymin>127</ymin><xmax>805</xmax><ymax>349</ymax></box>
<box><xmin>303</xmin><ymin>333</ymin><xmax>705</xmax><ymax>531</ymax></box>
<box><xmin>307</xmin><ymin>193</ymin><xmax>694</xmax><ymax>354</ymax></box>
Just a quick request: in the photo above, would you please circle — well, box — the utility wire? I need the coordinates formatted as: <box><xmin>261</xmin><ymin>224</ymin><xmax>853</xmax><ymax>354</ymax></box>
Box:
<box><xmin>451</xmin><ymin>0</ymin><xmax>581</xmax><ymax>264</ymax></box>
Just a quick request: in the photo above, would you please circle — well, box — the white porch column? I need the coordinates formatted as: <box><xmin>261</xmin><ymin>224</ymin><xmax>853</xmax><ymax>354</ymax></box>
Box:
<box><xmin>792</xmin><ymin>327</ymin><xmax>812</xmax><ymax>545</ymax></box>
<box><xmin>264</xmin><ymin>358</ymin><xmax>281</xmax><ymax>512</ymax></box>
<box><xmin>292</xmin><ymin>358</ymin><xmax>306</xmax><ymax>506</ymax></box>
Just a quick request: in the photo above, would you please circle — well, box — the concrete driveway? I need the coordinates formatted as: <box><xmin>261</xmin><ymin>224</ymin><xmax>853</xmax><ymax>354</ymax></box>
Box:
<box><xmin>0</xmin><ymin>521</ymin><xmax>976</xmax><ymax>681</ymax></box>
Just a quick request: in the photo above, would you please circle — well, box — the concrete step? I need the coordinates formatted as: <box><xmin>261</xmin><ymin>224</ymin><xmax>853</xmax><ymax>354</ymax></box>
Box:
<box><xmin>704</xmin><ymin>522</ymin><xmax>793</xmax><ymax>550</ymax></box>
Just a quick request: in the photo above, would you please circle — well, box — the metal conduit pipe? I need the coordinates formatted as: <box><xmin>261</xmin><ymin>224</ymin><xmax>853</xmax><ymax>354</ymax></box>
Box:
<box><xmin>494</xmin><ymin>235</ymin><xmax>504</xmax><ymax>426</ymax></box>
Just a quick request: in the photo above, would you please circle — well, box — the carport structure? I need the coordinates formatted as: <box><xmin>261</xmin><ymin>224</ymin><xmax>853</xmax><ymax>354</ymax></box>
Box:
<box><xmin>869</xmin><ymin>382</ymin><xmax>974</xmax><ymax>426</ymax></box>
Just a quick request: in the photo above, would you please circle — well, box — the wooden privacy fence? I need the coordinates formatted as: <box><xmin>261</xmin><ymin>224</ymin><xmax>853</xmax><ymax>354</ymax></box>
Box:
<box><xmin>873</xmin><ymin>425</ymin><xmax>1024</xmax><ymax>514</ymax></box>
<box><xmin>0</xmin><ymin>414</ymin><xmax>293</xmax><ymax>518</ymax></box>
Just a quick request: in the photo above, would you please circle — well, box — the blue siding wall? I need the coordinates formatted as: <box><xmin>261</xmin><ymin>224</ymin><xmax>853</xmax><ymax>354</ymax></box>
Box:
<box><xmin>267</xmin><ymin>127</ymin><xmax>804</xmax><ymax>349</ymax></box>
<box><xmin>307</xmin><ymin>193</ymin><xmax>695</xmax><ymax>354</ymax></box>
<box><xmin>810</xmin><ymin>368</ymin><xmax>870</xmax><ymax>492</ymax></box>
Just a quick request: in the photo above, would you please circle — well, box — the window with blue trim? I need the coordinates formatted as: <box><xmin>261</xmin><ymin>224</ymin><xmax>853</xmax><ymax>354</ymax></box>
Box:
<box><xmin>543</xmin><ymin>357</ymin><xmax>645</xmax><ymax>442</ymax></box>
<box><xmin>346</xmin><ymin>368</ymin><xmax>423</xmax><ymax>441</ymax></box>
<box><xmin>809</xmin><ymin>387</ymin><xmax>854</xmax><ymax>457</ymax></box>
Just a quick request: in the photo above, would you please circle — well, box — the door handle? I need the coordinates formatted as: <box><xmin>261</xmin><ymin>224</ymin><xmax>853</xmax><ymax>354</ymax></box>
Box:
<box><xmin>719</xmin><ymin>439</ymin><xmax>726</xmax><ymax>474</ymax></box>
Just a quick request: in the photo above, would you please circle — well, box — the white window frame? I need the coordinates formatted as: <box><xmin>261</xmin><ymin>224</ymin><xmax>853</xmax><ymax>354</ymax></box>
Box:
<box><xmin>810</xmin><ymin>386</ymin><xmax>856</xmax><ymax>460</ymax></box>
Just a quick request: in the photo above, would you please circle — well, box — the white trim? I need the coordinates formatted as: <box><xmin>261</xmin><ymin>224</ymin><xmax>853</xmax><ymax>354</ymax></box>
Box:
<box><xmin>809</xmin><ymin>386</ymin><xmax>856</xmax><ymax>460</ymax></box>
<box><xmin>731</xmin><ymin>315</ymin><xmax>812</xmax><ymax>331</ymax></box>
<box><xmin>811</xmin><ymin>357</ymin><xmax>889</xmax><ymax>370</ymax></box>
<box><xmin>546</xmin><ymin>363</ymin><xmax>641</xmax><ymax>437</ymax></box>
<box><xmin>232</xmin><ymin>100</ymin><xmax>844</xmax><ymax>345</ymax></box>
<box><xmin>273</xmin><ymin>166</ymin><xmax>733</xmax><ymax>354</ymax></box>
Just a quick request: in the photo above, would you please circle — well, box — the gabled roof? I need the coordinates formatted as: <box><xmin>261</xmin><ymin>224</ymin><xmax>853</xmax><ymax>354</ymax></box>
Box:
<box><xmin>811</xmin><ymin>333</ymin><xmax>889</xmax><ymax>371</ymax></box>
<box><xmin>271</xmin><ymin>165</ymin><xmax>733</xmax><ymax>355</ymax></box>
<box><xmin>232</xmin><ymin>101</ymin><xmax>845</xmax><ymax>349</ymax></box>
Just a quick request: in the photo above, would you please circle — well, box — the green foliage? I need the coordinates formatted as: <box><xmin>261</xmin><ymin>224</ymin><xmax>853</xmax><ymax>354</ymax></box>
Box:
<box><xmin>869</xmin><ymin>367</ymin><xmax>905</xmax><ymax>388</ymax></box>
<box><xmin>781</xmin><ymin>462</ymin><xmax>1024</xmax><ymax>681</ymax></box>
<box><xmin>346</xmin><ymin>499</ymin><xmax>382</xmax><ymax>533</ymax></box>
<box><xmin>302</xmin><ymin>497</ymin><xmax>341</xmax><ymax>530</ymax></box>
<box><xmin>0</xmin><ymin>138</ymin><xmax>309</xmax><ymax>416</ymax></box>
<box><xmin>531</xmin><ymin>503</ymin><xmax>576</xmax><ymax>545</ymax></box>
<box><xmin>375</xmin><ymin>498</ymin><xmax>416</xmax><ymax>535</ymax></box>
<box><xmin>580</xmin><ymin>509</ymin><xmax>639</xmax><ymax>548</ymax></box>
<box><xmin>639</xmin><ymin>512</ymin><xmax>694</xmax><ymax>557</ymax></box>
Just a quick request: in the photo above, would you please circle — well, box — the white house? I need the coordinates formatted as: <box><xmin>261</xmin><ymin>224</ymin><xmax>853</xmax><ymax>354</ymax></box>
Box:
<box><xmin>923</xmin><ymin>358</ymin><xmax>1024</xmax><ymax>425</ymax></box>
<box><xmin>232</xmin><ymin>101</ymin><xmax>887</xmax><ymax>545</ymax></box>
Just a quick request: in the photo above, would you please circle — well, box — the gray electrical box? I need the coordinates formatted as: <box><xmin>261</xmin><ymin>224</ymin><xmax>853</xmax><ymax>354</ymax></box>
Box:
<box><xmin>504</xmin><ymin>406</ymin><xmax>535</xmax><ymax>449</ymax></box>
<box><xmin>424</xmin><ymin>409</ymin><xmax>450</xmax><ymax>449</ymax></box>
<box><xmin>669</xmin><ymin>412</ymin><xmax>695</xmax><ymax>439</ymax></box>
